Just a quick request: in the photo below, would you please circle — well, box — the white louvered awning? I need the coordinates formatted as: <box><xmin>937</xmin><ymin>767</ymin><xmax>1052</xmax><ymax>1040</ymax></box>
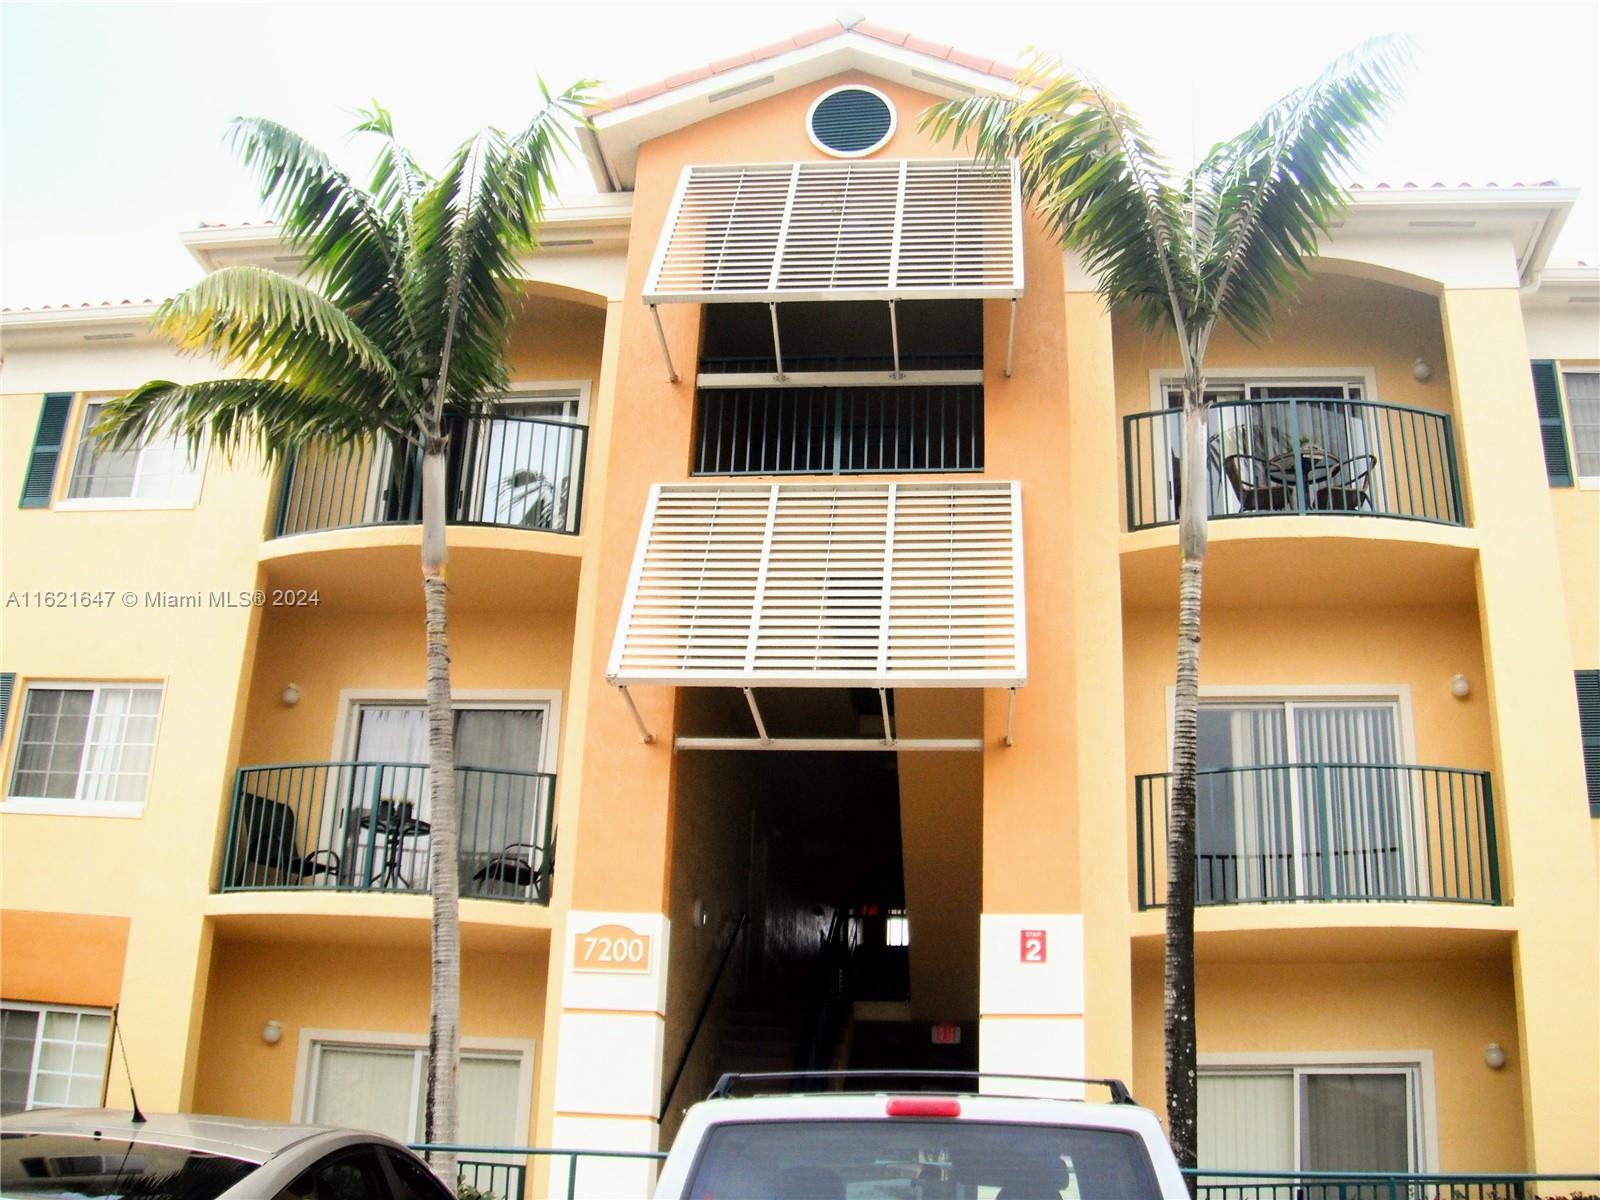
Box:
<box><xmin>607</xmin><ymin>480</ymin><xmax>1026</xmax><ymax>690</ymax></box>
<box><xmin>643</xmin><ymin>160</ymin><xmax>1024</xmax><ymax>304</ymax></box>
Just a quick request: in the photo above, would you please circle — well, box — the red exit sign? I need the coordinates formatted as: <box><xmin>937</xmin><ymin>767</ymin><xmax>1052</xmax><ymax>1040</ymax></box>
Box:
<box><xmin>1020</xmin><ymin>929</ymin><xmax>1047</xmax><ymax>963</ymax></box>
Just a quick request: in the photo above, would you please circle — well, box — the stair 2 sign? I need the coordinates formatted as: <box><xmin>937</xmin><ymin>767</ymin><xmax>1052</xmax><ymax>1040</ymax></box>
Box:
<box><xmin>1020</xmin><ymin>929</ymin><xmax>1047</xmax><ymax>963</ymax></box>
<box><xmin>573</xmin><ymin>922</ymin><xmax>652</xmax><ymax>974</ymax></box>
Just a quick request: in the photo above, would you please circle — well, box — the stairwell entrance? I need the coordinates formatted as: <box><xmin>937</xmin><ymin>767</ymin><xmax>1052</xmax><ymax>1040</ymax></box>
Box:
<box><xmin>660</xmin><ymin>687</ymin><xmax>984</xmax><ymax>1140</ymax></box>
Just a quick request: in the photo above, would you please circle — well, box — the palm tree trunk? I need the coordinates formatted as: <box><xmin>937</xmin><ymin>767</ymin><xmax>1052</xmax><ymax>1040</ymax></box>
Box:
<box><xmin>420</xmin><ymin>444</ymin><xmax>460</xmax><ymax>1186</ymax></box>
<box><xmin>1165</xmin><ymin>384</ymin><xmax>1209</xmax><ymax>1189</ymax></box>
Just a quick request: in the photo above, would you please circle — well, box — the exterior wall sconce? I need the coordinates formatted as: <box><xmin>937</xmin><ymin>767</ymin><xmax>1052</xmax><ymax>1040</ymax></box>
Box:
<box><xmin>1449</xmin><ymin>673</ymin><xmax>1471</xmax><ymax>699</ymax></box>
<box><xmin>281</xmin><ymin>683</ymin><xmax>301</xmax><ymax>706</ymax></box>
<box><xmin>1412</xmin><ymin>357</ymin><xmax>1433</xmax><ymax>383</ymax></box>
<box><xmin>1484</xmin><ymin>1041</ymin><xmax>1506</xmax><ymax>1069</ymax></box>
<box><xmin>262</xmin><ymin>1020</ymin><xmax>284</xmax><ymax>1045</ymax></box>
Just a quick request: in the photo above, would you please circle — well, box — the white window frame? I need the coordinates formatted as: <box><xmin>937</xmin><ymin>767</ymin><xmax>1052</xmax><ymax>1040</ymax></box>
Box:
<box><xmin>55</xmin><ymin>395</ymin><xmax>207</xmax><ymax>512</ymax></box>
<box><xmin>805</xmin><ymin>84</ymin><xmax>899</xmax><ymax>159</ymax></box>
<box><xmin>1199</xmin><ymin>1050</ymin><xmax>1438</xmax><ymax>1173</ymax></box>
<box><xmin>291</xmin><ymin>1027</ymin><xmax>536</xmax><ymax>1149</ymax></box>
<box><xmin>330</xmin><ymin>689</ymin><xmax>561</xmax><ymax>772</ymax></box>
<box><xmin>1148</xmin><ymin>367</ymin><xmax>1379</xmax><ymax>413</ymax></box>
<box><xmin>2</xmin><ymin>680</ymin><xmax>166</xmax><ymax>818</ymax></box>
<box><xmin>497</xmin><ymin>380</ymin><xmax>591</xmax><ymax>426</ymax></box>
<box><xmin>0</xmin><ymin>1001</ymin><xmax>112</xmax><ymax>1112</ymax></box>
<box><xmin>1559</xmin><ymin>365</ymin><xmax>1600</xmax><ymax>489</ymax></box>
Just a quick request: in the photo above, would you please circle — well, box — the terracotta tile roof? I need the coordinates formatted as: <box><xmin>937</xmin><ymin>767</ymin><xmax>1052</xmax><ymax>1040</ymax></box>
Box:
<box><xmin>194</xmin><ymin>219</ymin><xmax>277</xmax><ymax>229</ymax></box>
<box><xmin>1350</xmin><ymin>180</ymin><xmax>1560</xmax><ymax>190</ymax></box>
<box><xmin>588</xmin><ymin>18</ymin><xmax>1020</xmax><ymax>114</ymax></box>
<box><xmin>1</xmin><ymin>298</ymin><xmax>157</xmax><ymax>314</ymax></box>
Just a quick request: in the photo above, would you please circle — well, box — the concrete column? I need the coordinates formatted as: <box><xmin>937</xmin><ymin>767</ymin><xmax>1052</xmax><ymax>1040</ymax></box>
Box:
<box><xmin>1440</xmin><ymin>287</ymin><xmax>1600</xmax><ymax>1169</ymax></box>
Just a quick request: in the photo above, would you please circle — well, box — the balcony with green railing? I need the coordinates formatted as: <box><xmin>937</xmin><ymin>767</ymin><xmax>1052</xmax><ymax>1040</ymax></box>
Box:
<box><xmin>1135</xmin><ymin>763</ymin><xmax>1499</xmax><ymax>909</ymax></box>
<box><xmin>272</xmin><ymin>414</ymin><xmax>587</xmax><ymax>538</ymax></box>
<box><xmin>218</xmin><ymin>762</ymin><xmax>555</xmax><ymax>904</ymax></box>
<box><xmin>1124</xmin><ymin>397</ymin><xmax>1465</xmax><ymax>532</ymax></box>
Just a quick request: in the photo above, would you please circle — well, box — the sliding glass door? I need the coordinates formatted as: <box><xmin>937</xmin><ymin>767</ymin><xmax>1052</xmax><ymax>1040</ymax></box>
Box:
<box><xmin>1195</xmin><ymin>699</ymin><xmax>1406</xmax><ymax>902</ymax></box>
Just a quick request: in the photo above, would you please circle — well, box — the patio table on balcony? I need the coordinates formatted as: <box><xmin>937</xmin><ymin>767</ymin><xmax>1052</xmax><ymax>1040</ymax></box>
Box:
<box><xmin>357</xmin><ymin>800</ymin><xmax>431</xmax><ymax>888</ymax></box>
<box><xmin>1268</xmin><ymin>444</ymin><xmax>1339</xmax><ymax>509</ymax></box>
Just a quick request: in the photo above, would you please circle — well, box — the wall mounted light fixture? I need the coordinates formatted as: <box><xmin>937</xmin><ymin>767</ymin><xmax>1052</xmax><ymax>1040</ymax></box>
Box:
<box><xmin>1484</xmin><ymin>1041</ymin><xmax>1506</xmax><ymax>1070</ymax></box>
<box><xmin>1449</xmin><ymin>673</ymin><xmax>1471</xmax><ymax>699</ymax></box>
<box><xmin>1412</xmin><ymin>357</ymin><xmax>1433</xmax><ymax>383</ymax></box>
<box><xmin>281</xmin><ymin>683</ymin><xmax>301</xmax><ymax>706</ymax></box>
<box><xmin>262</xmin><ymin>1020</ymin><xmax>284</xmax><ymax>1045</ymax></box>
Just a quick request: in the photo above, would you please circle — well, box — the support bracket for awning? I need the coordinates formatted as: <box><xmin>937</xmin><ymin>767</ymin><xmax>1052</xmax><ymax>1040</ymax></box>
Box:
<box><xmin>674</xmin><ymin>736</ymin><xmax>985</xmax><ymax>753</ymax></box>
<box><xmin>768</xmin><ymin>303</ymin><xmax>786</xmax><ymax>381</ymax></box>
<box><xmin>619</xmin><ymin>685</ymin><xmax>656</xmax><ymax>744</ymax></box>
<box><xmin>1004</xmin><ymin>298</ymin><xmax>1017</xmax><ymax>379</ymax></box>
<box><xmin>879</xmin><ymin>688</ymin><xmax>895</xmax><ymax>748</ymax></box>
<box><xmin>1005</xmin><ymin>687</ymin><xmax>1017</xmax><ymax>747</ymax></box>
<box><xmin>888</xmin><ymin>300</ymin><xmax>902</xmax><ymax>379</ymax></box>
<box><xmin>743</xmin><ymin>687</ymin><xmax>772</xmax><ymax>746</ymax></box>
<box><xmin>649</xmin><ymin>305</ymin><xmax>679</xmax><ymax>385</ymax></box>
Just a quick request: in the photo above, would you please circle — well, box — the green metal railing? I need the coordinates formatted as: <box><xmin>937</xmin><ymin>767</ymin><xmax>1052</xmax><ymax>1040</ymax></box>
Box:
<box><xmin>273</xmin><ymin>415</ymin><xmax>587</xmax><ymax>537</ymax></box>
<box><xmin>1186</xmin><ymin>1169</ymin><xmax>1600</xmax><ymax>1199</ymax></box>
<box><xmin>410</xmin><ymin>1144</ymin><xmax>667</xmax><ymax>1200</ymax></box>
<box><xmin>219</xmin><ymin>762</ymin><xmax>555</xmax><ymax>903</ymax></box>
<box><xmin>1135</xmin><ymin>764</ymin><xmax>1499</xmax><ymax>909</ymax></box>
<box><xmin>1124</xmin><ymin>397</ymin><xmax>1465</xmax><ymax>531</ymax></box>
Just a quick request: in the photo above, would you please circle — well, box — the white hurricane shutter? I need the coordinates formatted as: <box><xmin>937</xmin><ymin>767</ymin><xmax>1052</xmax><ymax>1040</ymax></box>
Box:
<box><xmin>644</xmin><ymin>160</ymin><xmax>1023</xmax><ymax>303</ymax></box>
<box><xmin>608</xmin><ymin>480</ymin><xmax>1025</xmax><ymax>688</ymax></box>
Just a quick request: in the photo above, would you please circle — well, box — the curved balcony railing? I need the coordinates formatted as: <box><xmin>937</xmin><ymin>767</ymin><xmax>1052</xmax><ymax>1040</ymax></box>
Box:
<box><xmin>219</xmin><ymin>762</ymin><xmax>555</xmax><ymax>904</ymax></box>
<box><xmin>272</xmin><ymin>416</ymin><xmax>586</xmax><ymax>538</ymax></box>
<box><xmin>1135</xmin><ymin>763</ymin><xmax>1499</xmax><ymax>909</ymax></box>
<box><xmin>1124</xmin><ymin>398</ymin><xmax>1465</xmax><ymax>531</ymax></box>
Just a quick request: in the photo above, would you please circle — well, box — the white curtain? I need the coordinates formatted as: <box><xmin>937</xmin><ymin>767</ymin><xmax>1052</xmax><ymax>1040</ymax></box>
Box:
<box><xmin>310</xmin><ymin>1046</ymin><xmax>415</xmax><ymax>1138</ymax></box>
<box><xmin>1198</xmin><ymin>1072</ymin><xmax>1295</xmax><ymax>1173</ymax></box>
<box><xmin>1293</xmin><ymin>705</ymin><xmax>1406</xmax><ymax>897</ymax></box>
<box><xmin>1197</xmin><ymin>705</ymin><xmax>1289</xmax><ymax>901</ymax></box>
<box><xmin>1301</xmin><ymin>1073</ymin><xmax>1412</xmax><ymax>1171</ymax></box>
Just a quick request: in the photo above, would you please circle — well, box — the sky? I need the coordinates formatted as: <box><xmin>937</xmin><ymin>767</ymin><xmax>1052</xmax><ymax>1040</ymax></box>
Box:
<box><xmin>1</xmin><ymin>0</ymin><xmax>1597</xmax><ymax>310</ymax></box>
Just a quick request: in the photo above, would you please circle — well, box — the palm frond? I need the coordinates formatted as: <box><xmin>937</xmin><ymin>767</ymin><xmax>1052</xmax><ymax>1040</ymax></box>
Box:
<box><xmin>408</xmin><ymin>82</ymin><xmax>592</xmax><ymax>417</ymax></box>
<box><xmin>93</xmin><ymin>377</ymin><xmax>410</xmax><ymax>463</ymax></box>
<box><xmin>924</xmin><ymin>58</ymin><xmax>1190</xmax><ymax>336</ymax></box>
<box><xmin>227</xmin><ymin>117</ymin><xmax>414</xmax><ymax>356</ymax></box>
<box><xmin>1192</xmin><ymin>35</ymin><xmax>1412</xmax><ymax>341</ymax></box>
<box><xmin>147</xmin><ymin>266</ymin><xmax>417</xmax><ymax>424</ymax></box>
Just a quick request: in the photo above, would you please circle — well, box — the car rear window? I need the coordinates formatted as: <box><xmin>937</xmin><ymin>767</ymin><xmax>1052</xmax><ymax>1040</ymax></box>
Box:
<box><xmin>682</xmin><ymin>1119</ymin><xmax>1161</xmax><ymax>1200</ymax></box>
<box><xmin>0</xmin><ymin>1132</ymin><xmax>258</xmax><ymax>1200</ymax></box>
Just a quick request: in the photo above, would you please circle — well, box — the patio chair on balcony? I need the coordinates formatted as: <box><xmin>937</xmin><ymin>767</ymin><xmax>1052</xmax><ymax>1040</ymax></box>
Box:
<box><xmin>1313</xmin><ymin>453</ymin><xmax>1377</xmax><ymax>512</ymax></box>
<box><xmin>233</xmin><ymin>794</ymin><xmax>340</xmax><ymax>888</ymax></box>
<box><xmin>1222</xmin><ymin>453</ymin><xmax>1295</xmax><ymax>512</ymax></box>
<box><xmin>469</xmin><ymin>834</ymin><xmax>554</xmax><ymax>900</ymax></box>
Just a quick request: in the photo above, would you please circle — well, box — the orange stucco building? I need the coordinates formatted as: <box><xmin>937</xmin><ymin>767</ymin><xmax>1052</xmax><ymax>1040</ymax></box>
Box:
<box><xmin>3</xmin><ymin>20</ymin><xmax>1597</xmax><ymax>1196</ymax></box>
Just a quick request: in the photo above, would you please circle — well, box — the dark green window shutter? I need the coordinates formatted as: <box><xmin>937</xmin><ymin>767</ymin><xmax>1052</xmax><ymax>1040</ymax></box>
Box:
<box><xmin>19</xmin><ymin>393</ymin><xmax>74</xmax><ymax>508</ymax></box>
<box><xmin>0</xmin><ymin>673</ymin><xmax>13</xmax><ymax>745</ymax></box>
<box><xmin>1531</xmin><ymin>361</ymin><xmax>1573</xmax><ymax>487</ymax></box>
<box><xmin>1577</xmin><ymin>670</ymin><xmax>1600</xmax><ymax>817</ymax></box>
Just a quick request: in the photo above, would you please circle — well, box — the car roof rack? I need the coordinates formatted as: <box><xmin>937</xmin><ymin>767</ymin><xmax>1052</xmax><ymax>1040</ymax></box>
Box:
<box><xmin>708</xmin><ymin>1069</ymin><xmax>1136</xmax><ymax>1106</ymax></box>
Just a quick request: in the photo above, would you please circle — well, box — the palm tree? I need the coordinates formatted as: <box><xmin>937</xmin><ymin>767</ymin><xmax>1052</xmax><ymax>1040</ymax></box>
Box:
<box><xmin>924</xmin><ymin>41</ymin><xmax>1408</xmax><ymax>1173</ymax></box>
<box><xmin>95</xmin><ymin>88</ymin><xmax>589</xmax><ymax>1182</ymax></box>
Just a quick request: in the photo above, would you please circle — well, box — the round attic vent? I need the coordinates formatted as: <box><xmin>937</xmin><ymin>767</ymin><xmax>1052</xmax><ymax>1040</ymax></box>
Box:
<box><xmin>807</xmin><ymin>85</ymin><xmax>896</xmax><ymax>157</ymax></box>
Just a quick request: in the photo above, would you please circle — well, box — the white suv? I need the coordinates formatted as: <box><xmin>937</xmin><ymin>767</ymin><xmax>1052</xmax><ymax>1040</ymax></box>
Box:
<box><xmin>654</xmin><ymin>1072</ymin><xmax>1189</xmax><ymax>1200</ymax></box>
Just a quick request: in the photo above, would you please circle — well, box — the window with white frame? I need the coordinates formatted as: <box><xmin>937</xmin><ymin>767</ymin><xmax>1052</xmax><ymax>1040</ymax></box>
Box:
<box><xmin>476</xmin><ymin>386</ymin><xmax>585</xmax><ymax>530</ymax></box>
<box><xmin>303</xmin><ymin>1040</ymin><xmax>525</xmax><ymax>1146</ymax></box>
<box><xmin>0</xmin><ymin>1003</ymin><xmax>112</xmax><ymax>1114</ymax></box>
<box><xmin>65</xmin><ymin>398</ymin><xmax>202</xmax><ymax>506</ymax></box>
<box><xmin>6</xmin><ymin>684</ymin><xmax>162</xmax><ymax>810</ymax></box>
<box><xmin>1199</xmin><ymin>1063</ymin><xmax>1425</xmax><ymax>1175</ymax></box>
<box><xmin>1562</xmin><ymin>369</ymin><xmax>1600</xmax><ymax>482</ymax></box>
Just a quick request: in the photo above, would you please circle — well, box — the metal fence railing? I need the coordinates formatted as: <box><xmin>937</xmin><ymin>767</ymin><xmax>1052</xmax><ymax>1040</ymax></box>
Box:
<box><xmin>1136</xmin><ymin>764</ymin><xmax>1499</xmax><ymax>909</ymax></box>
<box><xmin>1124</xmin><ymin>398</ymin><xmax>1465</xmax><ymax>531</ymax></box>
<box><xmin>1187</xmin><ymin>1169</ymin><xmax>1600</xmax><ymax>1200</ymax></box>
<box><xmin>273</xmin><ymin>416</ymin><xmax>587</xmax><ymax>537</ymax></box>
<box><xmin>220</xmin><ymin>763</ymin><xmax>555</xmax><ymax>904</ymax></box>
<box><xmin>411</xmin><ymin>1144</ymin><xmax>668</xmax><ymax>1200</ymax></box>
<box><xmin>693</xmin><ymin>385</ymin><xmax>983</xmax><ymax>475</ymax></box>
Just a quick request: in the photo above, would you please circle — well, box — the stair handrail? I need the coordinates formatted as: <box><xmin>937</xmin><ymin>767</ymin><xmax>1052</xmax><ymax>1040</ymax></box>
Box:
<box><xmin>659</xmin><ymin>910</ymin><xmax>750</xmax><ymax>1122</ymax></box>
<box><xmin>798</xmin><ymin>906</ymin><xmax>856</xmax><ymax>1074</ymax></box>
